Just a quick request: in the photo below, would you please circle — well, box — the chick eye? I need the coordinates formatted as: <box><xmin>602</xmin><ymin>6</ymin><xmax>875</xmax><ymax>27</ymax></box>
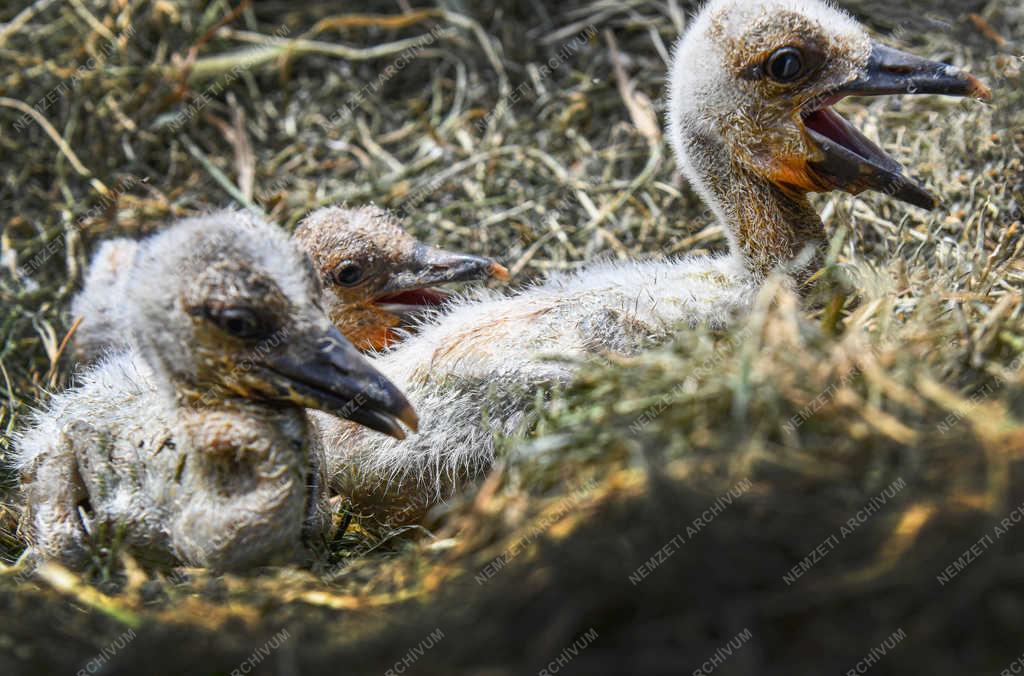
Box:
<box><xmin>331</xmin><ymin>264</ymin><xmax>364</xmax><ymax>287</ymax></box>
<box><xmin>766</xmin><ymin>47</ymin><xmax>805</xmax><ymax>82</ymax></box>
<box><xmin>213</xmin><ymin>307</ymin><xmax>271</xmax><ymax>340</ymax></box>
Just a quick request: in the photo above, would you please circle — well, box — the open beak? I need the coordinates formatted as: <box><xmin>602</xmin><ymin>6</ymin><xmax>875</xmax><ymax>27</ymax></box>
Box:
<box><xmin>800</xmin><ymin>41</ymin><xmax>991</xmax><ymax>209</ymax></box>
<box><xmin>373</xmin><ymin>244</ymin><xmax>509</xmax><ymax>316</ymax></box>
<box><xmin>258</xmin><ymin>325</ymin><xmax>418</xmax><ymax>439</ymax></box>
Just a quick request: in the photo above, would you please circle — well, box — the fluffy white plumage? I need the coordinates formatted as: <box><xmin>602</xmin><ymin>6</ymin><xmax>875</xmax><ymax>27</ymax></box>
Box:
<box><xmin>315</xmin><ymin>254</ymin><xmax>757</xmax><ymax>516</ymax></box>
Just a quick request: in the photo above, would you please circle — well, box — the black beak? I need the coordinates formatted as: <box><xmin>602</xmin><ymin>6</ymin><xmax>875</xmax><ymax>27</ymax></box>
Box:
<box><xmin>803</xmin><ymin>41</ymin><xmax>991</xmax><ymax>210</ymax></box>
<box><xmin>260</xmin><ymin>325</ymin><xmax>418</xmax><ymax>439</ymax></box>
<box><xmin>844</xmin><ymin>43</ymin><xmax>992</xmax><ymax>100</ymax></box>
<box><xmin>378</xmin><ymin>244</ymin><xmax>509</xmax><ymax>296</ymax></box>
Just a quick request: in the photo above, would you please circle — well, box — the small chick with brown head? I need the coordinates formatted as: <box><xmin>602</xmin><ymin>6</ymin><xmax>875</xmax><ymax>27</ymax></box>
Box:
<box><xmin>293</xmin><ymin>205</ymin><xmax>508</xmax><ymax>352</ymax></box>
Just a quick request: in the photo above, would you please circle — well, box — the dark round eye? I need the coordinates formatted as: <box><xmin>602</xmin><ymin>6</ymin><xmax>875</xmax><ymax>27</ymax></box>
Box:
<box><xmin>766</xmin><ymin>47</ymin><xmax>805</xmax><ymax>82</ymax></box>
<box><xmin>214</xmin><ymin>307</ymin><xmax>269</xmax><ymax>340</ymax></box>
<box><xmin>332</xmin><ymin>264</ymin><xmax>364</xmax><ymax>287</ymax></box>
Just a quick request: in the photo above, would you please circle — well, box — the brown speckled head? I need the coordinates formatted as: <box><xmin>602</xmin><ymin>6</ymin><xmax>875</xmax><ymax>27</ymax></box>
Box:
<box><xmin>670</xmin><ymin>0</ymin><xmax>871</xmax><ymax>193</ymax></box>
<box><xmin>667</xmin><ymin>0</ymin><xmax>990</xmax><ymax>279</ymax></box>
<box><xmin>294</xmin><ymin>205</ymin><xmax>508</xmax><ymax>351</ymax></box>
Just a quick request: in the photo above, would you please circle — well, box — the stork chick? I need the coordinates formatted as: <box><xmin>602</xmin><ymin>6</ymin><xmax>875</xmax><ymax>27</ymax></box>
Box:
<box><xmin>70</xmin><ymin>205</ymin><xmax>507</xmax><ymax>362</ymax></box>
<box><xmin>15</xmin><ymin>211</ymin><xmax>417</xmax><ymax>571</ymax></box>
<box><xmin>315</xmin><ymin>0</ymin><xmax>991</xmax><ymax>524</ymax></box>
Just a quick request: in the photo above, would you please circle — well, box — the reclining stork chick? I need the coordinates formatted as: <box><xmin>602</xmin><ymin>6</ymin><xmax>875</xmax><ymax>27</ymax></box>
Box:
<box><xmin>15</xmin><ymin>211</ymin><xmax>417</xmax><ymax>571</ymax></box>
<box><xmin>314</xmin><ymin>0</ymin><xmax>990</xmax><ymax>525</ymax></box>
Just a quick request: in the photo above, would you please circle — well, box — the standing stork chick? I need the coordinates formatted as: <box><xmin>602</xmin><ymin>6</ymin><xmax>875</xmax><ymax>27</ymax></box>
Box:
<box><xmin>70</xmin><ymin>205</ymin><xmax>507</xmax><ymax>362</ymax></box>
<box><xmin>15</xmin><ymin>211</ymin><xmax>417</xmax><ymax>571</ymax></box>
<box><xmin>315</xmin><ymin>0</ymin><xmax>991</xmax><ymax>523</ymax></box>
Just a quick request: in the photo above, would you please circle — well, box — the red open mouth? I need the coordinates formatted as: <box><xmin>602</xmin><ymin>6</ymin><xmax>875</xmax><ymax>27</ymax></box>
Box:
<box><xmin>798</xmin><ymin>97</ymin><xmax>938</xmax><ymax>210</ymax></box>
<box><xmin>374</xmin><ymin>287</ymin><xmax>451</xmax><ymax>315</ymax></box>
<box><xmin>783</xmin><ymin>40</ymin><xmax>992</xmax><ymax>210</ymax></box>
<box><xmin>801</xmin><ymin>104</ymin><xmax>904</xmax><ymax>176</ymax></box>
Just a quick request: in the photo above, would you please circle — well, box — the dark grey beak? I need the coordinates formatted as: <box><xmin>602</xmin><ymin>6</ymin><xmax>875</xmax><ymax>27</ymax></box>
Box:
<box><xmin>844</xmin><ymin>43</ymin><xmax>992</xmax><ymax>100</ymax></box>
<box><xmin>260</xmin><ymin>325</ymin><xmax>418</xmax><ymax>439</ymax></box>
<box><xmin>803</xmin><ymin>41</ymin><xmax>991</xmax><ymax>210</ymax></box>
<box><xmin>378</xmin><ymin>244</ymin><xmax>509</xmax><ymax>296</ymax></box>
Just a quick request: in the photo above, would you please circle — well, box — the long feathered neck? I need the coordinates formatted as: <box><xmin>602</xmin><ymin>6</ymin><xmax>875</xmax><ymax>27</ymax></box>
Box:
<box><xmin>678</xmin><ymin>130</ymin><xmax>826</xmax><ymax>282</ymax></box>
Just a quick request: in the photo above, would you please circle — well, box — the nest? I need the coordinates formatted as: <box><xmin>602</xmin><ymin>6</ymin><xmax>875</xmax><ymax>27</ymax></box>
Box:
<box><xmin>1</xmin><ymin>0</ymin><xmax>1022</xmax><ymax>673</ymax></box>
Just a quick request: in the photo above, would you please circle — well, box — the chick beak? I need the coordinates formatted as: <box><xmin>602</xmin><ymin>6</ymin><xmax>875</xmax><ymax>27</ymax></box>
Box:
<box><xmin>845</xmin><ymin>43</ymin><xmax>991</xmax><ymax>101</ymax></box>
<box><xmin>260</xmin><ymin>325</ymin><xmax>418</xmax><ymax>439</ymax></box>
<box><xmin>400</xmin><ymin>243</ymin><xmax>508</xmax><ymax>288</ymax></box>
<box><xmin>801</xmin><ymin>41</ymin><xmax>991</xmax><ymax>210</ymax></box>
<box><xmin>374</xmin><ymin>244</ymin><xmax>508</xmax><ymax>314</ymax></box>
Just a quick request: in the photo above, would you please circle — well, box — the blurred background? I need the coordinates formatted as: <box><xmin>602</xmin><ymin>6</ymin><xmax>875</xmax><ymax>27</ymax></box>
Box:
<box><xmin>1</xmin><ymin>1</ymin><xmax>1023</xmax><ymax>674</ymax></box>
